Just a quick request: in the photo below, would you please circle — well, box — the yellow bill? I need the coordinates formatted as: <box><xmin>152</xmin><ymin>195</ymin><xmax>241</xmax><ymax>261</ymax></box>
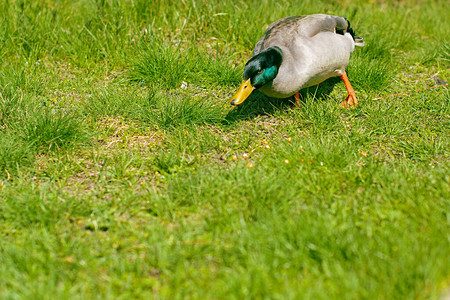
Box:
<box><xmin>230</xmin><ymin>79</ymin><xmax>255</xmax><ymax>105</ymax></box>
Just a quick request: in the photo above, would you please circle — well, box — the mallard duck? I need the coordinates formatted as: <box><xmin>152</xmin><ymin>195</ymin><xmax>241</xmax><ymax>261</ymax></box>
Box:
<box><xmin>230</xmin><ymin>14</ymin><xmax>364</xmax><ymax>108</ymax></box>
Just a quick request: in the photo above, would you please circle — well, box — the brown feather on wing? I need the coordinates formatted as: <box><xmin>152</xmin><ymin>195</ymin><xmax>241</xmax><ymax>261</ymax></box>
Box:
<box><xmin>252</xmin><ymin>14</ymin><xmax>350</xmax><ymax>55</ymax></box>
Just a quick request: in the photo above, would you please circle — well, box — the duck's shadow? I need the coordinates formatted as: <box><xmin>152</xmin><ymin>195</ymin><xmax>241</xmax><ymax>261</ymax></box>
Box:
<box><xmin>225</xmin><ymin>77</ymin><xmax>341</xmax><ymax>123</ymax></box>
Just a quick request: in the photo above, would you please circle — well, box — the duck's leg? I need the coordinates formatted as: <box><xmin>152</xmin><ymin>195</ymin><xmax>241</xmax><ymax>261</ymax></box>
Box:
<box><xmin>339</xmin><ymin>72</ymin><xmax>358</xmax><ymax>109</ymax></box>
<box><xmin>294</xmin><ymin>91</ymin><xmax>301</xmax><ymax>106</ymax></box>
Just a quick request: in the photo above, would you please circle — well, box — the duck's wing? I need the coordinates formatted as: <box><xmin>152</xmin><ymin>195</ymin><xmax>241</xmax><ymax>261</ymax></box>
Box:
<box><xmin>253</xmin><ymin>16</ymin><xmax>307</xmax><ymax>56</ymax></box>
<box><xmin>253</xmin><ymin>14</ymin><xmax>363</xmax><ymax>56</ymax></box>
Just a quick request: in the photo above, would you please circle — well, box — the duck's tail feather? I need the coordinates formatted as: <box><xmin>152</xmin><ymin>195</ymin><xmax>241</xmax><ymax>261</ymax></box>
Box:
<box><xmin>354</xmin><ymin>35</ymin><xmax>365</xmax><ymax>47</ymax></box>
<box><xmin>345</xmin><ymin>18</ymin><xmax>365</xmax><ymax>47</ymax></box>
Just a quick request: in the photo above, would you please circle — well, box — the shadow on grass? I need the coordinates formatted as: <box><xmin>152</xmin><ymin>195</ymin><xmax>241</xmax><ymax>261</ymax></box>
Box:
<box><xmin>224</xmin><ymin>77</ymin><xmax>340</xmax><ymax>124</ymax></box>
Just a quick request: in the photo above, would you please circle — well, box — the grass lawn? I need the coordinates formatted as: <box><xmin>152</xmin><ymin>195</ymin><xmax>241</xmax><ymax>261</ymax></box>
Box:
<box><xmin>0</xmin><ymin>0</ymin><xmax>449</xmax><ymax>298</ymax></box>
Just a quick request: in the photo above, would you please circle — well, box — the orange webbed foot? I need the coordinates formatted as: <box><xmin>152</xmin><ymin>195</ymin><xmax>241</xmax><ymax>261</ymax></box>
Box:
<box><xmin>339</xmin><ymin>93</ymin><xmax>358</xmax><ymax>109</ymax></box>
<box><xmin>339</xmin><ymin>72</ymin><xmax>358</xmax><ymax>109</ymax></box>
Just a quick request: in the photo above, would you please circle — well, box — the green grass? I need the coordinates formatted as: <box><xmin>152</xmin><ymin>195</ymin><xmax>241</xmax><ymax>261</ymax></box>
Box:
<box><xmin>0</xmin><ymin>0</ymin><xmax>449</xmax><ymax>298</ymax></box>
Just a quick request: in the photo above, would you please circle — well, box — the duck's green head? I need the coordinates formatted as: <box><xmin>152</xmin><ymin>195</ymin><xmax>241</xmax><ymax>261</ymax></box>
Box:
<box><xmin>230</xmin><ymin>46</ymin><xmax>283</xmax><ymax>105</ymax></box>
